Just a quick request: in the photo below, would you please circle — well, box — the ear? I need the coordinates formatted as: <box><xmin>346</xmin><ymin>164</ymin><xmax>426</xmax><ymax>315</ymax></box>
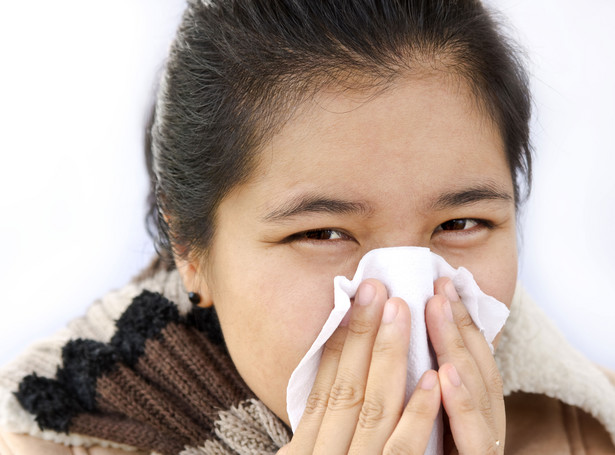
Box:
<box><xmin>175</xmin><ymin>255</ymin><xmax>214</xmax><ymax>308</ymax></box>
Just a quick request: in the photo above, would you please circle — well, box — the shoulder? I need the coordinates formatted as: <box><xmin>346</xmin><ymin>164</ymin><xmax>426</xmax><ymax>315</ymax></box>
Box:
<box><xmin>498</xmin><ymin>285</ymin><xmax>615</xmax><ymax>453</ymax></box>
<box><xmin>0</xmin><ymin>431</ymin><xmax>147</xmax><ymax>455</ymax></box>
<box><xmin>0</xmin><ymin>259</ymin><xmax>189</xmax><ymax>452</ymax></box>
<box><xmin>505</xmin><ymin>392</ymin><xmax>615</xmax><ymax>454</ymax></box>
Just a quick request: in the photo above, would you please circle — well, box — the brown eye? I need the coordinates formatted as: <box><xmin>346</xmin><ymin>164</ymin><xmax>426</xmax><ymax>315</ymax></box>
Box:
<box><xmin>439</xmin><ymin>219</ymin><xmax>479</xmax><ymax>231</ymax></box>
<box><xmin>302</xmin><ymin>229</ymin><xmax>345</xmax><ymax>240</ymax></box>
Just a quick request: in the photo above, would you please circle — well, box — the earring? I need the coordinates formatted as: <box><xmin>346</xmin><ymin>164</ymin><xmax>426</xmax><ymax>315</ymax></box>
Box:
<box><xmin>188</xmin><ymin>292</ymin><xmax>201</xmax><ymax>305</ymax></box>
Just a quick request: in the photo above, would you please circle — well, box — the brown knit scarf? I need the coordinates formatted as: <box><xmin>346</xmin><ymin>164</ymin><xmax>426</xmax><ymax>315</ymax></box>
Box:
<box><xmin>14</xmin><ymin>290</ymin><xmax>291</xmax><ymax>454</ymax></box>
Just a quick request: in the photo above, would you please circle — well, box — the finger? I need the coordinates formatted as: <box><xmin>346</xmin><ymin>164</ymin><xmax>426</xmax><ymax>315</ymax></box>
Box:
<box><xmin>313</xmin><ymin>279</ymin><xmax>388</xmax><ymax>454</ymax></box>
<box><xmin>434</xmin><ymin>278</ymin><xmax>505</xmax><ymax>435</ymax></box>
<box><xmin>439</xmin><ymin>364</ymin><xmax>503</xmax><ymax>454</ymax></box>
<box><xmin>425</xmin><ymin>292</ymin><xmax>496</xmax><ymax>436</ymax></box>
<box><xmin>348</xmin><ymin>297</ymin><xmax>411</xmax><ymax>452</ymax></box>
<box><xmin>382</xmin><ymin>370</ymin><xmax>441</xmax><ymax>455</ymax></box>
<box><xmin>290</xmin><ymin>326</ymin><xmax>347</xmax><ymax>454</ymax></box>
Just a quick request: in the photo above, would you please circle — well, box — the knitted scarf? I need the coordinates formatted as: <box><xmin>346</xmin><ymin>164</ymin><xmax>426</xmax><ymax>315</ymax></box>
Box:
<box><xmin>5</xmin><ymin>262</ymin><xmax>615</xmax><ymax>452</ymax></box>
<box><xmin>13</xmin><ymin>289</ymin><xmax>291</xmax><ymax>455</ymax></box>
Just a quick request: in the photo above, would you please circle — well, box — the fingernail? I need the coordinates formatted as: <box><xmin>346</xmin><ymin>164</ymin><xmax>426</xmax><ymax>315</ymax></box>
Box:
<box><xmin>446</xmin><ymin>365</ymin><xmax>462</xmax><ymax>387</ymax></box>
<box><xmin>381</xmin><ymin>300</ymin><xmax>398</xmax><ymax>324</ymax></box>
<box><xmin>356</xmin><ymin>282</ymin><xmax>376</xmax><ymax>306</ymax></box>
<box><xmin>444</xmin><ymin>281</ymin><xmax>460</xmax><ymax>303</ymax></box>
<box><xmin>442</xmin><ymin>299</ymin><xmax>454</xmax><ymax>323</ymax></box>
<box><xmin>420</xmin><ymin>370</ymin><xmax>438</xmax><ymax>390</ymax></box>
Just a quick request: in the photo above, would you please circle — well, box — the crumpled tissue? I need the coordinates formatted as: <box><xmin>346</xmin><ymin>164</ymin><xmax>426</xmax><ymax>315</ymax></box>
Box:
<box><xmin>286</xmin><ymin>246</ymin><xmax>509</xmax><ymax>454</ymax></box>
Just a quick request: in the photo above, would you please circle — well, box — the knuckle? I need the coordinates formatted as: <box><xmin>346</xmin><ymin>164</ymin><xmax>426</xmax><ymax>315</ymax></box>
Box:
<box><xmin>478</xmin><ymin>393</ymin><xmax>492</xmax><ymax>417</ymax></box>
<box><xmin>456</xmin><ymin>311</ymin><xmax>475</xmax><ymax>330</ymax></box>
<box><xmin>303</xmin><ymin>389</ymin><xmax>329</xmax><ymax>417</ymax></box>
<box><xmin>322</xmin><ymin>338</ymin><xmax>344</xmax><ymax>357</ymax></box>
<box><xmin>451</xmin><ymin>335</ymin><xmax>467</xmax><ymax>354</ymax></box>
<box><xmin>347</xmin><ymin>317</ymin><xmax>373</xmax><ymax>336</ymax></box>
<box><xmin>372</xmin><ymin>338</ymin><xmax>396</xmax><ymax>356</ymax></box>
<box><xmin>457</xmin><ymin>393</ymin><xmax>476</xmax><ymax>415</ymax></box>
<box><xmin>328</xmin><ymin>380</ymin><xmax>363</xmax><ymax>411</ymax></box>
<box><xmin>404</xmin><ymin>399</ymin><xmax>435</xmax><ymax>420</ymax></box>
<box><xmin>357</xmin><ymin>398</ymin><xmax>386</xmax><ymax>430</ymax></box>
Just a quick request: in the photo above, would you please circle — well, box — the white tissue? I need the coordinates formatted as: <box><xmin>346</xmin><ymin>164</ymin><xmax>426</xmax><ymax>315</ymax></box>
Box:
<box><xmin>286</xmin><ymin>246</ymin><xmax>509</xmax><ymax>453</ymax></box>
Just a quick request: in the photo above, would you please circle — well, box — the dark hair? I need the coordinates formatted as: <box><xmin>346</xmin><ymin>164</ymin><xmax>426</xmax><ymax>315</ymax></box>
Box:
<box><xmin>147</xmin><ymin>0</ymin><xmax>532</xmax><ymax>264</ymax></box>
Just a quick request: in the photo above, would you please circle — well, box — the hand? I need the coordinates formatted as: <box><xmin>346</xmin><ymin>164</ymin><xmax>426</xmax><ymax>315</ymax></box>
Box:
<box><xmin>426</xmin><ymin>278</ymin><xmax>505</xmax><ymax>454</ymax></box>
<box><xmin>279</xmin><ymin>279</ymin><xmax>441</xmax><ymax>454</ymax></box>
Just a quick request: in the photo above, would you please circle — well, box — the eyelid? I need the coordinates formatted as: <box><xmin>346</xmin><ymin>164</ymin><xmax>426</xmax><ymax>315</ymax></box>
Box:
<box><xmin>284</xmin><ymin>228</ymin><xmax>355</xmax><ymax>243</ymax></box>
<box><xmin>433</xmin><ymin>218</ymin><xmax>494</xmax><ymax>234</ymax></box>
<box><xmin>282</xmin><ymin>219</ymin><xmax>494</xmax><ymax>244</ymax></box>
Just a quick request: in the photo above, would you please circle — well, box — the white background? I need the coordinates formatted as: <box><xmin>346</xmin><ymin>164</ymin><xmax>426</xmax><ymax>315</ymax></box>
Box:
<box><xmin>0</xmin><ymin>1</ymin><xmax>613</xmax><ymax>369</ymax></box>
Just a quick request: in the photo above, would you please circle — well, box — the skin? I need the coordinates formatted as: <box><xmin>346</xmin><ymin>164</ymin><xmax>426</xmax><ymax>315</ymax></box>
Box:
<box><xmin>178</xmin><ymin>73</ymin><xmax>517</xmax><ymax>453</ymax></box>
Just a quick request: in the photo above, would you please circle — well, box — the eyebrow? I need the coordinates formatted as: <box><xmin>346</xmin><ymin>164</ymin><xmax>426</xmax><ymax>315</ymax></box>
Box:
<box><xmin>262</xmin><ymin>194</ymin><xmax>373</xmax><ymax>222</ymax></box>
<box><xmin>429</xmin><ymin>183</ymin><xmax>513</xmax><ymax>211</ymax></box>
<box><xmin>262</xmin><ymin>183</ymin><xmax>512</xmax><ymax>223</ymax></box>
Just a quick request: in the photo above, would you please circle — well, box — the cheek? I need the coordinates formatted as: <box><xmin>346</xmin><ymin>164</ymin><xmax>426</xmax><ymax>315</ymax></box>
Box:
<box><xmin>440</xmin><ymin>227</ymin><xmax>518</xmax><ymax>308</ymax></box>
<box><xmin>475</xmin><ymin>259</ymin><xmax>518</xmax><ymax>308</ymax></box>
<box><xmin>237</xmin><ymin>271</ymin><xmax>333</xmax><ymax>352</ymax></box>
<box><xmin>465</xmin><ymin>242</ymin><xmax>518</xmax><ymax>309</ymax></box>
<box><xmin>206</xmin><ymin>250</ymin><xmax>339</xmax><ymax>422</ymax></box>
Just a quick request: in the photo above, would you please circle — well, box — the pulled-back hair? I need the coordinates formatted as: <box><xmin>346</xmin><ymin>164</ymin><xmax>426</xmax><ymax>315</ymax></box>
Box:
<box><xmin>147</xmin><ymin>0</ymin><xmax>531</xmax><ymax>264</ymax></box>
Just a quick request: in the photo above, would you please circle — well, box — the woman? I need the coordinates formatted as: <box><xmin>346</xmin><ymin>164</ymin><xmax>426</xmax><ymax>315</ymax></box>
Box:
<box><xmin>1</xmin><ymin>0</ymin><xmax>614</xmax><ymax>454</ymax></box>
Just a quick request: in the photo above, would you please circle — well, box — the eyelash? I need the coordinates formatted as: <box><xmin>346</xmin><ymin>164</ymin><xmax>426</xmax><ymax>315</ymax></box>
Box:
<box><xmin>433</xmin><ymin>218</ymin><xmax>494</xmax><ymax>235</ymax></box>
<box><xmin>287</xmin><ymin>218</ymin><xmax>493</xmax><ymax>243</ymax></box>
<box><xmin>286</xmin><ymin>229</ymin><xmax>353</xmax><ymax>243</ymax></box>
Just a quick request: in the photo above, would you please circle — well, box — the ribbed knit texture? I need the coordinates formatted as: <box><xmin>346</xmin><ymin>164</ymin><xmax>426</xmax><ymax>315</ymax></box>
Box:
<box><xmin>13</xmin><ymin>290</ymin><xmax>291</xmax><ymax>455</ymax></box>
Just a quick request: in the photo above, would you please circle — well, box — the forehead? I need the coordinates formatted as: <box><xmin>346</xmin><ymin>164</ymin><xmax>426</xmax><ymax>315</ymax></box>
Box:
<box><xmin>243</xmin><ymin>74</ymin><xmax>510</xmax><ymax>211</ymax></box>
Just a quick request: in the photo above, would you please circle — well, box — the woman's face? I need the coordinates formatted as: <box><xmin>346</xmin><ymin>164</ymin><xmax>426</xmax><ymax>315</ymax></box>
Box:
<box><xmin>183</xmin><ymin>74</ymin><xmax>518</xmax><ymax>425</ymax></box>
